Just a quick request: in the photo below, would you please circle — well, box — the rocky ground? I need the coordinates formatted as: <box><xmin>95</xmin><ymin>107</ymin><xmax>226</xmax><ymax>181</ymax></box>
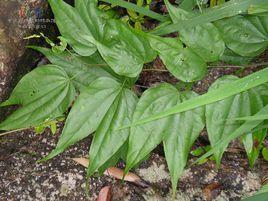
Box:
<box><xmin>0</xmin><ymin>119</ymin><xmax>267</xmax><ymax>201</ymax></box>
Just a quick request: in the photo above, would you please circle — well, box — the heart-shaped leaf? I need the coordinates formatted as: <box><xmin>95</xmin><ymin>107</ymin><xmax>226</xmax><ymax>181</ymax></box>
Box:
<box><xmin>48</xmin><ymin>0</ymin><xmax>103</xmax><ymax>56</ymax></box>
<box><xmin>149</xmin><ymin>36</ymin><xmax>207</xmax><ymax>82</ymax></box>
<box><xmin>30</xmin><ymin>46</ymin><xmax>133</xmax><ymax>91</ymax></box>
<box><xmin>163</xmin><ymin>91</ymin><xmax>205</xmax><ymax>195</ymax></box>
<box><xmin>126</xmin><ymin>83</ymin><xmax>179</xmax><ymax>171</ymax></box>
<box><xmin>206</xmin><ymin>75</ymin><xmax>264</xmax><ymax>166</ymax></box>
<box><xmin>48</xmin><ymin>0</ymin><xmax>157</xmax><ymax>78</ymax></box>
<box><xmin>126</xmin><ymin>83</ymin><xmax>205</xmax><ymax>195</ymax></box>
<box><xmin>97</xmin><ymin>20</ymin><xmax>156</xmax><ymax>77</ymax></box>
<box><xmin>42</xmin><ymin>77</ymin><xmax>123</xmax><ymax>161</ymax></box>
<box><xmin>30</xmin><ymin>47</ymin><xmax>117</xmax><ymax>89</ymax></box>
<box><xmin>164</xmin><ymin>0</ymin><xmax>225</xmax><ymax>62</ymax></box>
<box><xmin>0</xmin><ymin>65</ymin><xmax>75</xmax><ymax>130</ymax></box>
<box><xmin>220</xmin><ymin>48</ymin><xmax>253</xmax><ymax>65</ymax></box>
<box><xmin>87</xmin><ymin>88</ymin><xmax>138</xmax><ymax>177</ymax></box>
<box><xmin>214</xmin><ymin>15</ymin><xmax>268</xmax><ymax>57</ymax></box>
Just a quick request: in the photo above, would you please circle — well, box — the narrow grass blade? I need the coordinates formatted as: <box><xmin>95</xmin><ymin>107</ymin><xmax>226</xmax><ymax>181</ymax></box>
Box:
<box><xmin>151</xmin><ymin>0</ymin><xmax>264</xmax><ymax>35</ymax></box>
<box><xmin>230</xmin><ymin>115</ymin><xmax>268</xmax><ymax>121</ymax></box>
<box><xmin>119</xmin><ymin>67</ymin><xmax>268</xmax><ymax>129</ymax></box>
<box><xmin>195</xmin><ymin>104</ymin><xmax>268</xmax><ymax>164</ymax></box>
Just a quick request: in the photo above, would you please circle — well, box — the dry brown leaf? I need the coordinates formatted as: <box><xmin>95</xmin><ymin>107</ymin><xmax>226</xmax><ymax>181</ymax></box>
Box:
<box><xmin>72</xmin><ymin>158</ymin><xmax>89</xmax><ymax>167</ymax></box>
<box><xmin>203</xmin><ymin>182</ymin><xmax>221</xmax><ymax>201</ymax></box>
<box><xmin>72</xmin><ymin>158</ymin><xmax>149</xmax><ymax>188</ymax></box>
<box><xmin>97</xmin><ymin>186</ymin><xmax>112</xmax><ymax>201</ymax></box>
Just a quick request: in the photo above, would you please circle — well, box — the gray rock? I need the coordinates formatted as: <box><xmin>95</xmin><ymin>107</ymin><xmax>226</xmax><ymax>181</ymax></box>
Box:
<box><xmin>0</xmin><ymin>0</ymin><xmax>55</xmax><ymax>104</ymax></box>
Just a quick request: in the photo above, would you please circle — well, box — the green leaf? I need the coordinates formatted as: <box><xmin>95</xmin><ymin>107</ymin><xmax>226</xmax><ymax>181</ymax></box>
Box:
<box><xmin>179</xmin><ymin>0</ymin><xmax>197</xmax><ymax>11</ymax></box>
<box><xmin>206</xmin><ymin>75</ymin><xmax>263</xmax><ymax>166</ymax></box>
<box><xmin>0</xmin><ymin>65</ymin><xmax>75</xmax><ymax>130</ymax></box>
<box><xmin>125</xmin><ymin>84</ymin><xmax>204</xmax><ymax>196</ymax></box>
<box><xmin>149</xmin><ymin>36</ymin><xmax>207</xmax><ymax>82</ymax></box>
<box><xmin>42</xmin><ymin>77</ymin><xmax>123</xmax><ymax>161</ymax></box>
<box><xmin>214</xmin><ymin>15</ymin><xmax>268</xmax><ymax>57</ymax></box>
<box><xmin>242</xmin><ymin>129</ymin><xmax>267</xmax><ymax>167</ymax></box>
<box><xmin>262</xmin><ymin>147</ymin><xmax>268</xmax><ymax>161</ymax></box>
<box><xmin>231</xmin><ymin>115</ymin><xmax>268</xmax><ymax>121</ymax></box>
<box><xmin>87</xmin><ymin>88</ymin><xmax>138</xmax><ymax>177</ymax></box>
<box><xmin>74</xmin><ymin>0</ymin><xmax>106</xmax><ymax>41</ymax></box>
<box><xmin>242</xmin><ymin>192</ymin><xmax>268</xmax><ymax>201</ymax></box>
<box><xmin>29</xmin><ymin>46</ymin><xmax>124</xmax><ymax>91</ymax></box>
<box><xmin>248</xmin><ymin>3</ymin><xmax>268</xmax><ymax>15</ymax></box>
<box><xmin>50</xmin><ymin>122</ymin><xmax>57</xmax><ymax>135</ymax></box>
<box><xmin>52</xmin><ymin>36</ymin><xmax>67</xmax><ymax>54</ymax></box>
<box><xmin>248</xmin><ymin>16</ymin><xmax>268</xmax><ymax>37</ymax></box>
<box><xmin>220</xmin><ymin>48</ymin><xmax>253</xmax><ymax>65</ymax></box>
<box><xmin>125</xmin><ymin>68</ymin><xmax>268</xmax><ymax>129</ymax></box>
<box><xmin>196</xmin><ymin>104</ymin><xmax>268</xmax><ymax>165</ymax></box>
<box><xmin>257</xmin><ymin>83</ymin><xmax>268</xmax><ymax>105</ymax></box>
<box><xmin>126</xmin><ymin>83</ymin><xmax>179</xmax><ymax>171</ymax></box>
<box><xmin>191</xmin><ymin>147</ymin><xmax>205</xmax><ymax>157</ymax></box>
<box><xmin>96</xmin><ymin>20</ymin><xmax>156</xmax><ymax>77</ymax></box>
<box><xmin>48</xmin><ymin>0</ymin><xmax>103</xmax><ymax>56</ymax></box>
<box><xmin>49</xmin><ymin>0</ymin><xmax>156</xmax><ymax>78</ymax></box>
<box><xmin>35</xmin><ymin>125</ymin><xmax>46</xmax><ymax>134</ymax></box>
<box><xmin>163</xmin><ymin>91</ymin><xmax>205</xmax><ymax>195</ymax></box>
<box><xmin>164</xmin><ymin>0</ymin><xmax>225</xmax><ymax>62</ymax></box>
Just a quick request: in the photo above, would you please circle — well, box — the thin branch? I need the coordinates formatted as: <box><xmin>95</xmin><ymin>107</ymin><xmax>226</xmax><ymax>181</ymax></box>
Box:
<box><xmin>0</xmin><ymin>128</ymin><xmax>28</xmax><ymax>137</ymax></box>
<box><xmin>142</xmin><ymin>68</ymin><xmax>169</xmax><ymax>72</ymax></box>
<box><xmin>208</xmin><ymin>62</ymin><xmax>268</xmax><ymax>69</ymax></box>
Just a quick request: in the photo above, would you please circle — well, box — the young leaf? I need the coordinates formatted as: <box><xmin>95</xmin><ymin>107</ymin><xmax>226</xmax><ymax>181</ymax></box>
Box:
<box><xmin>214</xmin><ymin>15</ymin><xmax>268</xmax><ymax>57</ymax></box>
<box><xmin>262</xmin><ymin>147</ymin><xmax>268</xmax><ymax>161</ymax></box>
<box><xmin>96</xmin><ymin>20</ymin><xmax>156</xmax><ymax>77</ymax></box>
<box><xmin>163</xmin><ymin>91</ymin><xmax>205</xmax><ymax>196</ymax></box>
<box><xmin>149</xmin><ymin>36</ymin><xmax>207</xmax><ymax>82</ymax></box>
<box><xmin>0</xmin><ymin>65</ymin><xmax>75</xmax><ymax>130</ymax></box>
<box><xmin>87</xmin><ymin>89</ymin><xmax>138</xmax><ymax>177</ymax></box>
<box><xmin>164</xmin><ymin>0</ymin><xmax>225</xmax><ymax>62</ymax></box>
<box><xmin>242</xmin><ymin>129</ymin><xmax>267</xmax><ymax>167</ymax></box>
<box><xmin>126</xmin><ymin>83</ymin><xmax>179</xmax><ymax>171</ymax></box>
<box><xmin>42</xmin><ymin>77</ymin><xmax>122</xmax><ymax>161</ymax></box>
<box><xmin>206</xmin><ymin>75</ymin><xmax>263</xmax><ymax>166</ymax></box>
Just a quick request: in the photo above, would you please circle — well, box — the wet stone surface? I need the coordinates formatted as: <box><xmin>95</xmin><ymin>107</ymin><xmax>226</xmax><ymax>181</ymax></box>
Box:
<box><xmin>0</xmin><ymin>124</ymin><xmax>267</xmax><ymax>201</ymax></box>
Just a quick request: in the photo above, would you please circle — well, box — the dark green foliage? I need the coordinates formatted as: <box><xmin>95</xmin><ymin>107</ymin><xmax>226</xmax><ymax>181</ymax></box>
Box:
<box><xmin>1</xmin><ymin>0</ymin><xmax>268</xmax><ymax>196</ymax></box>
